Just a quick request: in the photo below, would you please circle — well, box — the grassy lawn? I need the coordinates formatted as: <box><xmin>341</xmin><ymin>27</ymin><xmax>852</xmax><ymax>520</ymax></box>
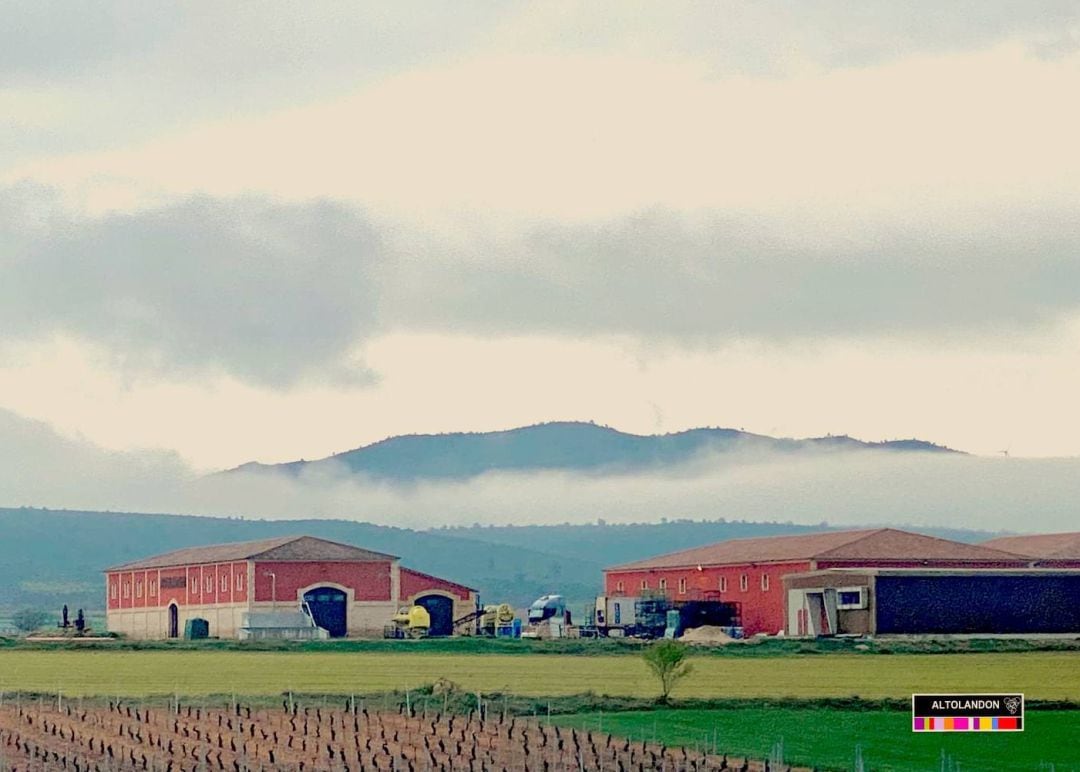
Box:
<box><xmin>0</xmin><ymin>650</ymin><xmax>1076</xmax><ymax>700</ymax></box>
<box><xmin>552</xmin><ymin>708</ymin><xmax>1080</xmax><ymax>772</ymax></box>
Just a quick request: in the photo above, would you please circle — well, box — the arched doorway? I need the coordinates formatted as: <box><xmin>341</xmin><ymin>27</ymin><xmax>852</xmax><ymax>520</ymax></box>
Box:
<box><xmin>302</xmin><ymin>587</ymin><xmax>348</xmax><ymax>637</ymax></box>
<box><xmin>414</xmin><ymin>595</ymin><xmax>454</xmax><ymax>637</ymax></box>
<box><xmin>168</xmin><ymin>604</ymin><xmax>179</xmax><ymax>639</ymax></box>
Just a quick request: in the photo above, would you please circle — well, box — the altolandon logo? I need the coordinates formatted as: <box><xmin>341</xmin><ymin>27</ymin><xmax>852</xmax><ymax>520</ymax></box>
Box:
<box><xmin>929</xmin><ymin>699</ymin><xmax>1001</xmax><ymax>711</ymax></box>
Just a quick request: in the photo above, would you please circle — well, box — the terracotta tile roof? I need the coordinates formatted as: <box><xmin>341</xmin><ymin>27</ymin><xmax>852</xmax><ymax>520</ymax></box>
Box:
<box><xmin>813</xmin><ymin>529</ymin><xmax>1029</xmax><ymax>563</ymax></box>
<box><xmin>607</xmin><ymin>528</ymin><xmax>1029</xmax><ymax>571</ymax></box>
<box><xmin>981</xmin><ymin>532</ymin><xmax>1080</xmax><ymax>560</ymax></box>
<box><xmin>400</xmin><ymin>566</ymin><xmax>477</xmax><ymax>593</ymax></box>
<box><xmin>106</xmin><ymin>535</ymin><xmax>398</xmax><ymax>571</ymax></box>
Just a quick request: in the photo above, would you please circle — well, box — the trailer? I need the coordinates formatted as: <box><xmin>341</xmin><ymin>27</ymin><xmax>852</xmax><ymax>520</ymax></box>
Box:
<box><xmin>594</xmin><ymin>593</ymin><xmax>742</xmax><ymax>639</ymax></box>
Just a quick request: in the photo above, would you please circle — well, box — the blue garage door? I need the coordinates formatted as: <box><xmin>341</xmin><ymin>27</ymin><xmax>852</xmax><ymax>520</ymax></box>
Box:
<box><xmin>415</xmin><ymin>595</ymin><xmax>454</xmax><ymax>637</ymax></box>
<box><xmin>303</xmin><ymin>587</ymin><xmax>348</xmax><ymax>637</ymax></box>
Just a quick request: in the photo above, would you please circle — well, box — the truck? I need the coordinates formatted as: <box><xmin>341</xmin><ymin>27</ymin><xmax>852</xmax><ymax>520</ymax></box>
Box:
<box><xmin>522</xmin><ymin>594</ymin><xmax>572</xmax><ymax>638</ymax></box>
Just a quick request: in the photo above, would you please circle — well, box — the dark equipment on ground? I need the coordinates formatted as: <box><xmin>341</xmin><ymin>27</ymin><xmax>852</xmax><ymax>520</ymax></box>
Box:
<box><xmin>183</xmin><ymin>618</ymin><xmax>210</xmax><ymax>640</ymax></box>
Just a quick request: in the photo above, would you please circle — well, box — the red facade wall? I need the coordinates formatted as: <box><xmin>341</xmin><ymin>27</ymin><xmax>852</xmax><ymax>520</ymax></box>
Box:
<box><xmin>107</xmin><ymin>562</ymin><xmax>249</xmax><ymax>608</ymax></box>
<box><xmin>252</xmin><ymin>560</ymin><xmax>393</xmax><ymax>603</ymax></box>
<box><xmin>604</xmin><ymin>561</ymin><xmax>812</xmax><ymax>635</ymax></box>
<box><xmin>400</xmin><ymin>567</ymin><xmax>474</xmax><ymax>601</ymax></box>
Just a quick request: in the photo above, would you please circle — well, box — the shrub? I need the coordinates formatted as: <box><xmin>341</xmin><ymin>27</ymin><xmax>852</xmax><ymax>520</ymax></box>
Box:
<box><xmin>12</xmin><ymin>608</ymin><xmax>50</xmax><ymax>634</ymax></box>
<box><xmin>643</xmin><ymin>639</ymin><xmax>693</xmax><ymax>703</ymax></box>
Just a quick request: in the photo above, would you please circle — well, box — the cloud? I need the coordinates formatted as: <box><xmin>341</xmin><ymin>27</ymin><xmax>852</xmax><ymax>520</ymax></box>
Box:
<box><xmin>388</xmin><ymin>206</ymin><xmax>1080</xmax><ymax>342</ymax></box>
<box><xmin>0</xmin><ymin>2</ymin><xmax>504</xmax><ymax>87</ymax></box>
<box><xmin>0</xmin><ymin>408</ymin><xmax>192</xmax><ymax>507</ymax></box>
<box><xmin>194</xmin><ymin>448</ymin><xmax>1080</xmax><ymax>535</ymax></box>
<box><xmin>2</xmin><ymin>406</ymin><xmax>1077</xmax><ymax>533</ymax></box>
<box><xmin>5</xmin><ymin>6</ymin><xmax>1076</xmax><ymax>203</ymax></box>
<box><xmin>5</xmin><ymin>2</ymin><xmax>1074</xmax><ymax>89</ymax></box>
<box><xmin>4</xmin><ymin>183</ymin><xmax>1080</xmax><ymax>386</ymax></box>
<box><xmin>0</xmin><ymin>187</ymin><xmax>384</xmax><ymax>386</ymax></box>
<box><xmin>495</xmin><ymin>1</ymin><xmax>1080</xmax><ymax>73</ymax></box>
<box><xmin>0</xmin><ymin>2</ymin><xmax>513</xmax><ymax>169</ymax></box>
<box><xmin>12</xmin><ymin>44</ymin><xmax>1080</xmax><ymax>224</ymax></box>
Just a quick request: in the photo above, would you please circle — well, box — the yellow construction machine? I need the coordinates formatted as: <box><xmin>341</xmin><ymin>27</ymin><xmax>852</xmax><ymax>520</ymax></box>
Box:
<box><xmin>385</xmin><ymin>605</ymin><xmax>431</xmax><ymax>639</ymax></box>
<box><xmin>480</xmin><ymin>603</ymin><xmax>517</xmax><ymax>636</ymax></box>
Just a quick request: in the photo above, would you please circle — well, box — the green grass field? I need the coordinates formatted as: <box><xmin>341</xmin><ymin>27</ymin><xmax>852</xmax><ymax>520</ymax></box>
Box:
<box><xmin>553</xmin><ymin>708</ymin><xmax>1080</xmax><ymax>772</ymax></box>
<box><xmin>0</xmin><ymin>650</ymin><xmax>1076</xmax><ymax>700</ymax></box>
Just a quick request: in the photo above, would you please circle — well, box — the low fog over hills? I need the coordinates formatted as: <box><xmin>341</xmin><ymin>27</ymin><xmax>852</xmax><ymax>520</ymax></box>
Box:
<box><xmin>224</xmin><ymin>421</ymin><xmax>959</xmax><ymax>481</ymax></box>
<box><xmin>3</xmin><ymin>410</ymin><xmax>1077</xmax><ymax>534</ymax></box>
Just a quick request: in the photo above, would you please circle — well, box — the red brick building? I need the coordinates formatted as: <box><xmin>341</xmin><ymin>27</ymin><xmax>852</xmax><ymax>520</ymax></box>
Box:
<box><xmin>981</xmin><ymin>532</ymin><xmax>1080</xmax><ymax>568</ymax></box>
<box><xmin>603</xmin><ymin>528</ymin><xmax>1032</xmax><ymax>636</ymax></box>
<box><xmin>105</xmin><ymin>535</ymin><xmax>477</xmax><ymax>639</ymax></box>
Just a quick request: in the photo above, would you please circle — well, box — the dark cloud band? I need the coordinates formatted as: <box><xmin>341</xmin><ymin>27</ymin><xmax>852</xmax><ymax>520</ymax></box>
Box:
<box><xmin>3</xmin><ymin>186</ymin><xmax>1080</xmax><ymax>385</ymax></box>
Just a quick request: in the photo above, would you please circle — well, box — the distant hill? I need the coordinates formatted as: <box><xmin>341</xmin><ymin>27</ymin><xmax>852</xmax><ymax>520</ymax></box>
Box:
<box><xmin>225</xmin><ymin>421</ymin><xmax>960</xmax><ymax>482</ymax></box>
<box><xmin>0</xmin><ymin>508</ymin><xmax>998</xmax><ymax>617</ymax></box>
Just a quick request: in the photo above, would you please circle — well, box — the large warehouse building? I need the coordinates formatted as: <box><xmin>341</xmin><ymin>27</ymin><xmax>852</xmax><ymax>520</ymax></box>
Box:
<box><xmin>603</xmin><ymin>528</ymin><xmax>1046</xmax><ymax>636</ymax></box>
<box><xmin>105</xmin><ymin>535</ymin><xmax>477</xmax><ymax>640</ymax></box>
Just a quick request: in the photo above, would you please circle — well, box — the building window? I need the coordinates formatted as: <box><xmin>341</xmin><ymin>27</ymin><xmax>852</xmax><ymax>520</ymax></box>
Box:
<box><xmin>110</xmin><ymin>583</ymin><xmax>117</xmax><ymax>599</ymax></box>
<box><xmin>135</xmin><ymin>580</ymin><xmax>143</xmax><ymax>598</ymax></box>
<box><xmin>205</xmin><ymin>576</ymin><xmax>212</xmax><ymax>592</ymax></box>
<box><xmin>236</xmin><ymin>573</ymin><xmax>244</xmax><ymax>591</ymax></box>
<box><xmin>718</xmin><ymin>576</ymin><xmax>728</xmax><ymax>592</ymax></box>
<box><xmin>616</xmin><ymin>580</ymin><xmax>624</xmax><ymax>592</ymax></box>
<box><xmin>678</xmin><ymin>578</ymin><xmax>687</xmax><ymax>594</ymax></box>
<box><xmin>837</xmin><ymin>587</ymin><xmax>867</xmax><ymax>610</ymax></box>
<box><xmin>149</xmin><ymin>580</ymin><xmax>157</xmax><ymax>597</ymax></box>
<box><xmin>221</xmin><ymin>575</ymin><xmax>228</xmax><ymax>592</ymax></box>
<box><xmin>761</xmin><ymin>574</ymin><xmax>770</xmax><ymax>591</ymax></box>
<box><xmin>191</xmin><ymin>578</ymin><xmax>198</xmax><ymax>594</ymax></box>
<box><xmin>740</xmin><ymin>574</ymin><xmax>748</xmax><ymax>592</ymax></box>
<box><xmin>658</xmin><ymin>578</ymin><xmax>667</xmax><ymax>592</ymax></box>
<box><xmin>122</xmin><ymin>582</ymin><xmax>130</xmax><ymax>599</ymax></box>
<box><xmin>640</xmin><ymin>579</ymin><xmax>649</xmax><ymax>590</ymax></box>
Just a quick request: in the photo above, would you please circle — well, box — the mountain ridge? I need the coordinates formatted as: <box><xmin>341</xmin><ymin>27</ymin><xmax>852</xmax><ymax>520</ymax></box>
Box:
<box><xmin>223</xmin><ymin>421</ymin><xmax>961</xmax><ymax>481</ymax></box>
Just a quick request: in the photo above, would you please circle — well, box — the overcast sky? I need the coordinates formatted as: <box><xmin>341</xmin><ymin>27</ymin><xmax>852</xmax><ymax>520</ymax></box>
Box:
<box><xmin>3</xmin><ymin>2</ymin><xmax>1080</xmax><ymax>479</ymax></box>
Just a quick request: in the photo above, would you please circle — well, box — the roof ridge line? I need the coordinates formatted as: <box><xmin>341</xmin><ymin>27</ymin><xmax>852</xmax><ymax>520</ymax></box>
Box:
<box><xmin>809</xmin><ymin>527</ymin><xmax>889</xmax><ymax>557</ymax></box>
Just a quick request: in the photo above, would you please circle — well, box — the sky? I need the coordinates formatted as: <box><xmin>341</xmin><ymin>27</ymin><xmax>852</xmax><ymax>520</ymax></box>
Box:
<box><xmin>2</xmin><ymin>3</ymin><xmax>1080</xmax><ymax>530</ymax></box>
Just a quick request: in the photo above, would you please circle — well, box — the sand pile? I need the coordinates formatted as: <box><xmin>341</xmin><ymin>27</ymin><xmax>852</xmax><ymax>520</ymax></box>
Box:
<box><xmin>679</xmin><ymin>625</ymin><xmax>738</xmax><ymax>644</ymax></box>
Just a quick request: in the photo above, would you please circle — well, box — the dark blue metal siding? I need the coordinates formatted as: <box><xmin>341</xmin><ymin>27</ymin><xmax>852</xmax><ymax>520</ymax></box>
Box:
<box><xmin>875</xmin><ymin>575</ymin><xmax>1080</xmax><ymax>634</ymax></box>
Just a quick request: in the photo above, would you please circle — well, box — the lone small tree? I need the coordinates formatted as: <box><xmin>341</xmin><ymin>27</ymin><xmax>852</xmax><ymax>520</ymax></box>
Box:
<box><xmin>12</xmin><ymin>608</ymin><xmax>49</xmax><ymax>634</ymax></box>
<box><xmin>643</xmin><ymin>639</ymin><xmax>693</xmax><ymax>703</ymax></box>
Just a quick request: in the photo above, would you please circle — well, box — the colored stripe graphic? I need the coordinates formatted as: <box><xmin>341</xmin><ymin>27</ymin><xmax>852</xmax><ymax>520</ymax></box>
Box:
<box><xmin>913</xmin><ymin>715</ymin><xmax>1022</xmax><ymax>731</ymax></box>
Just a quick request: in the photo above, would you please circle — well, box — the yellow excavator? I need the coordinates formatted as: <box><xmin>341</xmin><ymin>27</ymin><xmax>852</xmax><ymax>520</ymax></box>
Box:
<box><xmin>385</xmin><ymin>605</ymin><xmax>431</xmax><ymax>639</ymax></box>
